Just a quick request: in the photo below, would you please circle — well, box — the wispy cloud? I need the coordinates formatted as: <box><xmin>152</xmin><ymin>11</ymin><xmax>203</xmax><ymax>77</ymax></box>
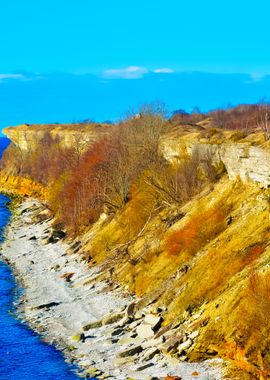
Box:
<box><xmin>153</xmin><ymin>68</ymin><xmax>174</xmax><ymax>73</ymax></box>
<box><xmin>0</xmin><ymin>73</ymin><xmax>25</xmax><ymax>82</ymax></box>
<box><xmin>246</xmin><ymin>72</ymin><xmax>266</xmax><ymax>84</ymax></box>
<box><xmin>102</xmin><ymin>66</ymin><xmax>176</xmax><ymax>79</ymax></box>
<box><xmin>102</xmin><ymin>66</ymin><xmax>149</xmax><ymax>79</ymax></box>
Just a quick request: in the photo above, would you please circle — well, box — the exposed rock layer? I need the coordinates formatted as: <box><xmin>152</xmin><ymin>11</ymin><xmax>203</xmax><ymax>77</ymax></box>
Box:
<box><xmin>162</xmin><ymin>139</ymin><xmax>270</xmax><ymax>187</ymax></box>
<box><xmin>3</xmin><ymin>123</ymin><xmax>112</xmax><ymax>152</ymax></box>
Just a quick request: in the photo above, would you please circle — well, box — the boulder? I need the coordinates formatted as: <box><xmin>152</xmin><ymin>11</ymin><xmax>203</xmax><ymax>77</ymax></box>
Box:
<box><xmin>111</xmin><ymin>327</ymin><xmax>124</xmax><ymax>337</ymax></box>
<box><xmin>47</xmin><ymin>230</ymin><xmax>66</xmax><ymax>244</ymax></box>
<box><xmin>114</xmin><ymin>356</ymin><xmax>134</xmax><ymax>366</ymax></box>
<box><xmin>85</xmin><ymin>368</ymin><xmax>103</xmax><ymax>377</ymax></box>
<box><xmin>136</xmin><ymin>324</ymin><xmax>155</xmax><ymax>339</ymax></box>
<box><xmin>83</xmin><ymin>320</ymin><xmax>103</xmax><ymax>330</ymax></box>
<box><xmin>118</xmin><ymin>336</ymin><xmax>142</xmax><ymax>345</ymax></box>
<box><xmin>142</xmin><ymin>335</ymin><xmax>164</xmax><ymax>349</ymax></box>
<box><xmin>136</xmin><ymin>362</ymin><xmax>154</xmax><ymax>371</ymax></box>
<box><xmin>116</xmin><ymin>345</ymin><xmax>143</xmax><ymax>358</ymax></box>
<box><xmin>141</xmin><ymin>347</ymin><xmax>160</xmax><ymax>361</ymax></box>
<box><xmin>52</xmin><ymin>229</ymin><xmax>66</xmax><ymax>239</ymax></box>
<box><xmin>161</xmin><ymin>334</ymin><xmax>185</xmax><ymax>353</ymax></box>
<box><xmin>126</xmin><ymin>301</ymin><xmax>136</xmax><ymax>317</ymax></box>
<box><xmin>189</xmin><ymin>330</ymin><xmax>199</xmax><ymax>340</ymax></box>
<box><xmin>102</xmin><ymin>312</ymin><xmax>125</xmax><ymax>326</ymax></box>
<box><xmin>72</xmin><ymin>333</ymin><xmax>85</xmax><ymax>342</ymax></box>
<box><xmin>47</xmin><ymin>236</ymin><xmax>58</xmax><ymax>244</ymax></box>
<box><xmin>118</xmin><ymin>315</ymin><xmax>131</xmax><ymax>327</ymax></box>
<box><xmin>177</xmin><ymin>338</ymin><xmax>192</xmax><ymax>354</ymax></box>
<box><xmin>32</xmin><ymin>301</ymin><xmax>60</xmax><ymax>310</ymax></box>
<box><xmin>144</xmin><ymin>314</ymin><xmax>163</xmax><ymax>331</ymax></box>
<box><xmin>134</xmin><ymin>311</ymin><xmax>143</xmax><ymax>319</ymax></box>
<box><xmin>129</xmin><ymin>319</ymin><xmax>142</xmax><ymax>330</ymax></box>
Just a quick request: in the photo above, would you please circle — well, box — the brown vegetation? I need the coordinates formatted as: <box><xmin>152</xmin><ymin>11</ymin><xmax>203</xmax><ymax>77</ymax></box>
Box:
<box><xmin>2</xmin><ymin>105</ymin><xmax>220</xmax><ymax>235</ymax></box>
<box><xmin>165</xmin><ymin>205</ymin><xmax>227</xmax><ymax>259</ymax></box>
<box><xmin>171</xmin><ymin>103</ymin><xmax>270</xmax><ymax>140</ymax></box>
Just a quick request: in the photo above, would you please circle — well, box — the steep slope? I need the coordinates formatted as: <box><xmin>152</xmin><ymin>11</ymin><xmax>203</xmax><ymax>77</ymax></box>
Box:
<box><xmin>77</xmin><ymin>175</ymin><xmax>270</xmax><ymax>378</ymax></box>
<box><xmin>2</xmin><ymin>122</ymin><xmax>270</xmax><ymax>379</ymax></box>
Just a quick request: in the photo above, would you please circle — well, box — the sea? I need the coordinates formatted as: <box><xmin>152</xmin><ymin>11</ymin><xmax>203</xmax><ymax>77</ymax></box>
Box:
<box><xmin>0</xmin><ymin>138</ymin><xmax>82</xmax><ymax>380</ymax></box>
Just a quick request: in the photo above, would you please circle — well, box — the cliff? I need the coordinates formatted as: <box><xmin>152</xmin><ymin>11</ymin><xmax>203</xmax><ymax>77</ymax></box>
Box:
<box><xmin>2</xmin><ymin>122</ymin><xmax>270</xmax><ymax>379</ymax></box>
<box><xmin>161</xmin><ymin>129</ymin><xmax>270</xmax><ymax>187</ymax></box>
<box><xmin>3</xmin><ymin>122</ymin><xmax>113</xmax><ymax>152</ymax></box>
<box><xmin>5</xmin><ymin>123</ymin><xmax>270</xmax><ymax>188</ymax></box>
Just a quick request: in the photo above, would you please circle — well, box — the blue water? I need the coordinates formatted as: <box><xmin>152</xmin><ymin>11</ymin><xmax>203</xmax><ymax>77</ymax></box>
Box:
<box><xmin>0</xmin><ymin>138</ymin><xmax>10</xmax><ymax>154</ymax></box>
<box><xmin>0</xmin><ymin>140</ymin><xmax>84</xmax><ymax>380</ymax></box>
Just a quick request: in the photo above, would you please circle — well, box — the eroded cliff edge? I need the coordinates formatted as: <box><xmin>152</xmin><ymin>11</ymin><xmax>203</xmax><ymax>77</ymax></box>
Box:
<box><xmin>3</xmin><ymin>122</ymin><xmax>112</xmax><ymax>152</ymax></box>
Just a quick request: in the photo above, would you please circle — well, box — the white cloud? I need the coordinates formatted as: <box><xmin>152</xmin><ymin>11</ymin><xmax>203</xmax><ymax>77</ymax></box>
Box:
<box><xmin>247</xmin><ymin>72</ymin><xmax>266</xmax><ymax>83</ymax></box>
<box><xmin>0</xmin><ymin>74</ymin><xmax>25</xmax><ymax>81</ymax></box>
<box><xmin>153</xmin><ymin>68</ymin><xmax>174</xmax><ymax>74</ymax></box>
<box><xmin>103</xmin><ymin>66</ymin><xmax>149</xmax><ymax>79</ymax></box>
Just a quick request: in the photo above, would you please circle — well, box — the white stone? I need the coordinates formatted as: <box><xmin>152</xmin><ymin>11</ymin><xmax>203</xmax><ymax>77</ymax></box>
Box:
<box><xmin>177</xmin><ymin>338</ymin><xmax>192</xmax><ymax>353</ymax></box>
<box><xmin>189</xmin><ymin>331</ymin><xmax>199</xmax><ymax>339</ymax></box>
<box><xmin>136</xmin><ymin>324</ymin><xmax>155</xmax><ymax>339</ymax></box>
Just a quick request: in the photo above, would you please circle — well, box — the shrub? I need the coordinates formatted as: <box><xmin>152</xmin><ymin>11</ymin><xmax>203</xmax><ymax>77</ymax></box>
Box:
<box><xmin>165</xmin><ymin>205</ymin><xmax>227</xmax><ymax>258</ymax></box>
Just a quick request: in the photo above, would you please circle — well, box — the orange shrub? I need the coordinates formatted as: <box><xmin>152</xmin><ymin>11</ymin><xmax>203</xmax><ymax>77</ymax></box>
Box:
<box><xmin>166</xmin><ymin>205</ymin><xmax>227</xmax><ymax>258</ymax></box>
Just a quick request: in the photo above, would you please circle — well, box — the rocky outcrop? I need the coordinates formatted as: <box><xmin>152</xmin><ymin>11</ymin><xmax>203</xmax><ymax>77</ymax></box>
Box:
<box><xmin>162</xmin><ymin>140</ymin><xmax>270</xmax><ymax>188</ymax></box>
<box><xmin>3</xmin><ymin>123</ymin><xmax>112</xmax><ymax>152</ymax></box>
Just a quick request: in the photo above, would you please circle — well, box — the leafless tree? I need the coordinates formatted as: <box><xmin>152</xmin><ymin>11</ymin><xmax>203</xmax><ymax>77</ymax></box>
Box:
<box><xmin>256</xmin><ymin>100</ymin><xmax>270</xmax><ymax>141</ymax></box>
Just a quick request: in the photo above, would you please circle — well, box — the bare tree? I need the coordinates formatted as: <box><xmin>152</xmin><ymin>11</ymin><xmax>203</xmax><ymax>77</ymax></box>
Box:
<box><xmin>256</xmin><ymin>100</ymin><xmax>270</xmax><ymax>141</ymax></box>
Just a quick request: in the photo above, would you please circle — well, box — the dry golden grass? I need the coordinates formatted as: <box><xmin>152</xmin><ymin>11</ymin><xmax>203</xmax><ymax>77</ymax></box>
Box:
<box><xmin>0</xmin><ymin>174</ymin><xmax>47</xmax><ymax>199</ymax></box>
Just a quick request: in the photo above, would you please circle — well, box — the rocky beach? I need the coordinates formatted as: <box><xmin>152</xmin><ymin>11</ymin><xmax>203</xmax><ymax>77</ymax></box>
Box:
<box><xmin>0</xmin><ymin>199</ymin><xmax>224</xmax><ymax>380</ymax></box>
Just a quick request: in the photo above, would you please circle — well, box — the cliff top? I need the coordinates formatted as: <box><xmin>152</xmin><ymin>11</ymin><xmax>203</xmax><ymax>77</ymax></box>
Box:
<box><xmin>3</xmin><ymin>121</ymin><xmax>113</xmax><ymax>134</ymax></box>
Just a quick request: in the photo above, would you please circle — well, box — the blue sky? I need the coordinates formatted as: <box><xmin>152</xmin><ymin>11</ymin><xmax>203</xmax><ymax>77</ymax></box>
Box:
<box><xmin>0</xmin><ymin>0</ymin><xmax>270</xmax><ymax>131</ymax></box>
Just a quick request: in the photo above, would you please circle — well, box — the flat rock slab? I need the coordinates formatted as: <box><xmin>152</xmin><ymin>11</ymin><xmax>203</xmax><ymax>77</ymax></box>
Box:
<box><xmin>33</xmin><ymin>301</ymin><xmax>60</xmax><ymax>310</ymax></box>
<box><xmin>144</xmin><ymin>314</ymin><xmax>163</xmax><ymax>330</ymax></box>
<box><xmin>136</xmin><ymin>324</ymin><xmax>155</xmax><ymax>339</ymax></box>
<box><xmin>141</xmin><ymin>347</ymin><xmax>160</xmax><ymax>361</ymax></box>
<box><xmin>117</xmin><ymin>345</ymin><xmax>143</xmax><ymax>358</ymax></box>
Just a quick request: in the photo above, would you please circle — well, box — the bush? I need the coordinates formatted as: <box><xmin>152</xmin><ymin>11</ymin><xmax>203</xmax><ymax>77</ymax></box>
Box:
<box><xmin>165</xmin><ymin>205</ymin><xmax>227</xmax><ymax>258</ymax></box>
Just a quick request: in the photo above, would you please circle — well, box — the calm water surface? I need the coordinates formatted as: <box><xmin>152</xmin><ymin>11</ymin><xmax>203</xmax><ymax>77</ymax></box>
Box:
<box><xmin>0</xmin><ymin>139</ymin><xmax>83</xmax><ymax>380</ymax></box>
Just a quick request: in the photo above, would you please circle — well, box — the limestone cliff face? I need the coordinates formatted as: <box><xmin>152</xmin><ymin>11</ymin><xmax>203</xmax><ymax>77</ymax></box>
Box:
<box><xmin>3</xmin><ymin>123</ymin><xmax>112</xmax><ymax>152</ymax></box>
<box><xmin>162</xmin><ymin>139</ymin><xmax>270</xmax><ymax>188</ymax></box>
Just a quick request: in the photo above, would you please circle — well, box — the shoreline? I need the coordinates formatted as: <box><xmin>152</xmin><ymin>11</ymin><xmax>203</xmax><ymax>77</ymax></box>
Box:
<box><xmin>0</xmin><ymin>199</ymin><xmax>225</xmax><ymax>380</ymax></box>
